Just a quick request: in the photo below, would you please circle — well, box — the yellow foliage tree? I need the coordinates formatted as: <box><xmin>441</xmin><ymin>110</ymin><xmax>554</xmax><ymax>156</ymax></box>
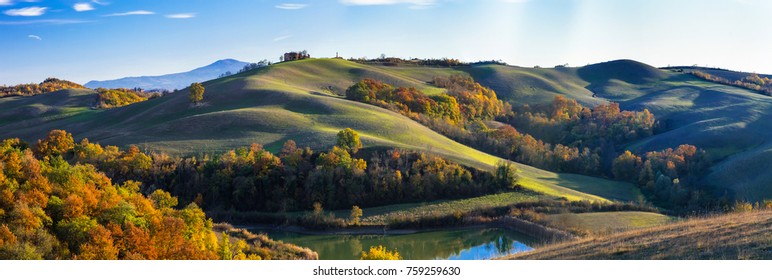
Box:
<box><xmin>189</xmin><ymin>82</ymin><xmax>205</xmax><ymax>105</ymax></box>
<box><xmin>360</xmin><ymin>245</ymin><xmax>402</xmax><ymax>260</ymax></box>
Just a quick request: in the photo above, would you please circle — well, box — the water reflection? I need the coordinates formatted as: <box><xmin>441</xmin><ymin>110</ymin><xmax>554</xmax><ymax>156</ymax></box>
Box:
<box><xmin>256</xmin><ymin>228</ymin><xmax>535</xmax><ymax>260</ymax></box>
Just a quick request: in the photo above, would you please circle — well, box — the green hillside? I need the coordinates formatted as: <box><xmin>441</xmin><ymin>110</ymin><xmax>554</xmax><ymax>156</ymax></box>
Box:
<box><xmin>0</xmin><ymin>58</ymin><xmax>636</xmax><ymax>203</ymax></box>
<box><xmin>0</xmin><ymin>88</ymin><xmax>98</xmax><ymax>127</ymax></box>
<box><xmin>450</xmin><ymin>60</ymin><xmax>772</xmax><ymax>202</ymax></box>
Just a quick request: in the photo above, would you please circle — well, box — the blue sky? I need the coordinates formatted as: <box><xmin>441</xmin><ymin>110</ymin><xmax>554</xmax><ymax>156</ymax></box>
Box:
<box><xmin>1</xmin><ymin>0</ymin><xmax>770</xmax><ymax>84</ymax></box>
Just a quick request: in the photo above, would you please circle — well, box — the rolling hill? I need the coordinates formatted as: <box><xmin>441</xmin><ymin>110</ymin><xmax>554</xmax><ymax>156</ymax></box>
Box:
<box><xmin>7</xmin><ymin>58</ymin><xmax>772</xmax><ymax>202</ymax></box>
<box><xmin>0</xmin><ymin>58</ymin><xmax>637</xmax><ymax>203</ymax></box>
<box><xmin>84</xmin><ymin>59</ymin><xmax>250</xmax><ymax>90</ymax></box>
<box><xmin>506</xmin><ymin>210</ymin><xmax>772</xmax><ymax>260</ymax></box>
<box><xmin>455</xmin><ymin>60</ymin><xmax>772</xmax><ymax>202</ymax></box>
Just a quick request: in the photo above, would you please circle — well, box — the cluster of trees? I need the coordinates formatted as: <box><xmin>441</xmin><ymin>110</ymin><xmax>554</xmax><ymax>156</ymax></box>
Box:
<box><xmin>345</xmin><ymin>76</ymin><xmax>507</xmax><ymax>126</ymax></box>
<box><xmin>692</xmin><ymin>71</ymin><xmax>772</xmax><ymax>96</ymax></box>
<box><xmin>503</xmin><ymin>96</ymin><xmax>655</xmax><ymax>148</ymax></box>
<box><xmin>37</xmin><ymin>129</ymin><xmax>517</xmax><ymax>214</ymax></box>
<box><xmin>484</xmin><ymin>124</ymin><xmax>602</xmax><ymax>174</ymax></box>
<box><xmin>346</xmin><ymin>79</ymin><xmax>463</xmax><ymax>123</ymax></box>
<box><xmin>1</xmin><ymin>132</ymin><xmax>257</xmax><ymax>259</ymax></box>
<box><xmin>218</xmin><ymin>60</ymin><xmax>273</xmax><ymax>78</ymax></box>
<box><xmin>612</xmin><ymin>145</ymin><xmax>714</xmax><ymax>210</ymax></box>
<box><xmin>1</xmin><ymin>78</ymin><xmax>86</xmax><ymax>98</ymax></box>
<box><xmin>95</xmin><ymin>88</ymin><xmax>159</xmax><ymax>109</ymax></box>
<box><xmin>432</xmin><ymin>75</ymin><xmax>509</xmax><ymax>120</ymax></box>
<box><xmin>457</xmin><ymin>95</ymin><xmax>655</xmax><ymax>175</ymax></box>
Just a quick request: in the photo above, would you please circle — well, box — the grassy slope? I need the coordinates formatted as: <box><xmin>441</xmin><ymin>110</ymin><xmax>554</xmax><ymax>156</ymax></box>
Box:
<box><xmin>546</xmin><ymin>212</ymin><xmax>673</xmax><ymax>235</ymax></box>
<box><xmin>0</xmin><ymin>58</ymin><xmax>635</xmax><ymax>203</ymax></box>
<box><xmin>508</xmin><ymin>210</ymin><xmax>772</xmax><ymax>259</ymax></box>
<box><xmin>0</xmin><ymin>88</ymin><xmax>98</xmax><ymax>127</ymax></box>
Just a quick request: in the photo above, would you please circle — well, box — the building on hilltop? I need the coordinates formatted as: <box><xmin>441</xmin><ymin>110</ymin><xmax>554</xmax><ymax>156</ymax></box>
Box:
<box><xmin>283</xmin><ymin>50</ymin><xmax>310</xmax><ymax>62</ymax></box>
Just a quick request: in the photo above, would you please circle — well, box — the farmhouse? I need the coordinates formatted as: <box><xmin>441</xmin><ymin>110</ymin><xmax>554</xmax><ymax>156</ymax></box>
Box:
<box><xmin>283</xmin><ymin>51</ymin><xmax>310</xmax><ymax>62</ymax></box>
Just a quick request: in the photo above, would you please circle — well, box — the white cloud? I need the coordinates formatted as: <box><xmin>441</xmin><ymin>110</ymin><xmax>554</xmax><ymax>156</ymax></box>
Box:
<box><xmin>0</xmin><ymin>19</ymin><xmax>90</xmax><ymax>25</ymax></box>
<box><xmin>104</xmin><ymin>10</ymin><xmax>154</xmax><ymax>17</ymax></box>
<box><xmin>0</xmin><ymin>0</ymin><xmax>13</xmax><ymax>6</ymax></box>
<box><xmin>73</xmin><ymin>3</ymin><xmax>94</xmax><ymax>12</ymax></box>
<box><xmin>28</xmin><ymin>34</ymin><xmax>41</xmax><ymax>40</ymax></box>
<box><xmin>165</xmin><ymin>13</ymin><xmax>195</xmax><ymax>19</ymax></box>
<box><xmin>275</xmin><ymin>3</ymin><xmax>307</xmax><ymax>10</ymax></box>
<box><xmin>4</xmin><ymin>6</ymin><xmax>47</xmax><ymax>16</ymax></box>
<box><xmin>273</xmin><ymin>35</ymin><xmax>292</xmax><ymax>42</ymax></box>
<box><xmin>91</xmin><ymin>0</ymin><xmax>109</xmax><ymax>5</ymax></box>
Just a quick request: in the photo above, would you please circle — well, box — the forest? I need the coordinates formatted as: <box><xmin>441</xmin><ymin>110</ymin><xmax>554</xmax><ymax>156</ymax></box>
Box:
<box><xmin>0</xmin><ymin>131</ymin><xmax>316</xmax><ymax>260</ymax></box>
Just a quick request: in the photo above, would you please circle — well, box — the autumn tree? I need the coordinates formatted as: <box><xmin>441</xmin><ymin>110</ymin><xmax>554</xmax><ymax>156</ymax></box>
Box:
<box><xmin>612</xmin><ymin>151</ymin><xmax>642</xmax><ymax>181</ymax></box>
<box><xmin>337</xmin><ymin>128</ymin><xmax>363</xmax><ymax>154</ymax></box>
<box><xmin>34</xmin><ymin>129</ymin><xmax>75</xmax><ymax>159</ymax></box>
<box><xmin>349</xmin><ymin>205</ymin><xmax>362</xmax><ymax>226</ymax></box>
<box><xmin>360</xmin><ymin>245</ymin><xmax>401</xmax><ymax>260</ymax></box>
<box><xmin>189</xmin><ymin>82</ymin><xmax>205</xmax><ymax>105</ymax></box>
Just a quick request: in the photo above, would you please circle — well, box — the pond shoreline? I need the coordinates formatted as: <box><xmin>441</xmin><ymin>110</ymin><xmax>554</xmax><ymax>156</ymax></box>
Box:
<box><xmin>234</xmin><ymin>216</ymin><xmax>577</xmax><ymax>243</ymax></box>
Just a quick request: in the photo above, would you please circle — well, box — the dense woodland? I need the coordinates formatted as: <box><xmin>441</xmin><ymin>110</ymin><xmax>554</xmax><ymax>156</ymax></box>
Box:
<box><xmin>613</xmin><ymin>145</ymin><xmax>714</xmax><ymax>210</ymax></box>
<box><xmin>691</xmin><ymin>71</ymin><xmax>772</xmax><ymax>96</ymax></box>
<box><xmin>11</xmin><ymin>129</ymin><xmax>519</xmax><ymax>217</ymax></box>
<box><xmin>0</xmin><ymin>78</ymin><xmax>86</xmax><ymax>98</ymax></box>
<box><xmin>0</xmin><ymin>131</ymin><xmax>315</xmax><ymax>260</ymax></box>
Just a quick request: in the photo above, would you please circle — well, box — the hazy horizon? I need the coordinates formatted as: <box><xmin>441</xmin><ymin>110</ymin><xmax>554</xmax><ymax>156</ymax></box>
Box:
<box><xmin>2</xmin><ymin>0</ymin><xmax>771</xmax><ymax>85</ymax></box>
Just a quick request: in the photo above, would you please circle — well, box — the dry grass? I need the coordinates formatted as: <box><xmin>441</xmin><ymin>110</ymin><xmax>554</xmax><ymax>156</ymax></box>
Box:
<box><xmin>546</xmin><ymin>212</ymin><xmax>673</xmax><ymax>236</ymax></box>
<box><xmin>505</xmin><ymin>210</ymin><xmax>772</xmax><ymax>259</ymax></box>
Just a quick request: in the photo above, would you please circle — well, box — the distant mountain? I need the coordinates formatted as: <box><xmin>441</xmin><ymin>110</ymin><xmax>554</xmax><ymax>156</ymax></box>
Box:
<box><xmin>85</xmin><ymin>59</ymin><xmax>250</xmax><ymax>90</ymax></box>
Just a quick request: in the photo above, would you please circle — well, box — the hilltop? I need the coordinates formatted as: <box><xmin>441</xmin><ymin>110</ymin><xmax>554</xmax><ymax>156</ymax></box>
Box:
<box><xmin>506</xmin><ymin>210</ymin><xmax>772</xmax><ymax>260</ymax></box>
<box><xmin>85</xmin><ymin>59</ymin><xmax>251</xmax><ymax>91</ymax></box>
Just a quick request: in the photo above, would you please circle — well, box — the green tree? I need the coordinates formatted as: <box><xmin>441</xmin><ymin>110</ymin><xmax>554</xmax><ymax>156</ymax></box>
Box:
<box><xmin>189</xmin><ymin>82</ymin><xmax>205</xmax><ymax>105</ymax></box>
<box><xmin>337</xmin><ymin>128</ymin><xmax>363</xmax><ymax>154</ymax></box>
<box><xmin>494</xmin><ymin>161</ymin><xmax>519</xmax><ymax>189</ymax></box>
<box><xmin>349</xmin><ymin>205</ymin><xmax>362</xmax><ymax>226</ymax></box>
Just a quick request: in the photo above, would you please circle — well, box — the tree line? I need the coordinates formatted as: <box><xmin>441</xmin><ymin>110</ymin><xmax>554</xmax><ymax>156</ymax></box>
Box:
<box><xmin>691</xmin><ymin>71</ymin><xmax>772</xmax><ymax>96</ymax></box>
<box><xmin>19</xmin><ymin>129</ymin><xmax>519</xmax><ymax>215</ymax></box>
